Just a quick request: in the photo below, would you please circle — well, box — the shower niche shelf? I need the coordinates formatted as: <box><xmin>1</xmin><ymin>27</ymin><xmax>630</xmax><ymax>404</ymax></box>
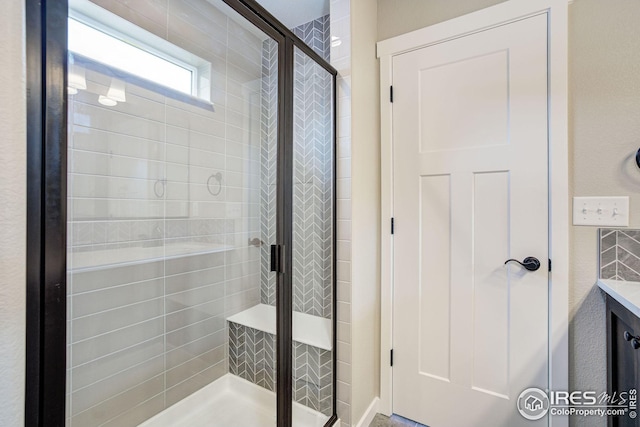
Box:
<box><xmin>70</xmin><ymin>241</ymin><xmax>233</xmax><ymax>271</ymax></box>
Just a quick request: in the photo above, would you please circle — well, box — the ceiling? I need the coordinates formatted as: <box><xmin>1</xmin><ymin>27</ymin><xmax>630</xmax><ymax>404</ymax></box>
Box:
<box><xmin>255</xmin><ymin>0</ymin><xmax>329</xmax><ymax>29</ymax></box>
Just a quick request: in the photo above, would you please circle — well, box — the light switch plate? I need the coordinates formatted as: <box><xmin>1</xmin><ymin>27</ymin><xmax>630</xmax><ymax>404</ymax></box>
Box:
<box><xmin>572</xmin><ymin>196</ymin><xmax>629</xmax><ymax>226</ymax></box>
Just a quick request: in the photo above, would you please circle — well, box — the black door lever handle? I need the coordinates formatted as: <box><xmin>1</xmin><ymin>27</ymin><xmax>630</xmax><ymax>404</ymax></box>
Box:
<box><xmin>504</xmin><ymin>257</ymin><xmax>541</xmax><ymax>272</ymax></box>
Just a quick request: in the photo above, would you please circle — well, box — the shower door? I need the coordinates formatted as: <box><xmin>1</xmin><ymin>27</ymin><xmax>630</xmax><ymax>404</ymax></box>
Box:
<box><xmin>27</xmin><ymin>0</ymin><xmax>336</xmax><ymax>426</ymax></box>
<box><xmin>64</xmin><ymin>0</ymin><xmax>284</xmax><ymax>425</ymax></box>
<box><xmin>291</xmin><ymin>45</ymin><xmax>336</xmax><ymax>425</ymax></box>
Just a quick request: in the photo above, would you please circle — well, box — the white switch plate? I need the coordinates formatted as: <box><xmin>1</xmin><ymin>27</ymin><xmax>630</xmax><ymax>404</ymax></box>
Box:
<box><xmin>572</xmin><ymin>196</ymin><xmax>629</xmax><ymax>226</ymax></box>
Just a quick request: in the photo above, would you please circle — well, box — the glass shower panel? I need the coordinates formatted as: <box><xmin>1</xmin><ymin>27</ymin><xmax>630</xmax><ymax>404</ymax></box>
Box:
<box><xmin>66</xmin><ymin>0</ymin><xmax>277</xmax><ymax>425</ymax></box>
<box><xmin>291</xmin><ymin>45</ymin><xmax>335</xmax><ymax>425</ymax></box>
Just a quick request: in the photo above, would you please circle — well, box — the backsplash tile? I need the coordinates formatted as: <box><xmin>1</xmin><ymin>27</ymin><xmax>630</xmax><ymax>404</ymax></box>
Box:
<box><xmin>600</xmin><ymin>228</ymin><xmax>640</xmax><ymax>281</ymax></box>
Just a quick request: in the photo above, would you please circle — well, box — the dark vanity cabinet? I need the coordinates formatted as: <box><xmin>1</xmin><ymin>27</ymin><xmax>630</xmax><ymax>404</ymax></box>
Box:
<box><xmin>606</xmin><ymin>294</ymin><xmax>640</xmax><ymax>427</ymax></box>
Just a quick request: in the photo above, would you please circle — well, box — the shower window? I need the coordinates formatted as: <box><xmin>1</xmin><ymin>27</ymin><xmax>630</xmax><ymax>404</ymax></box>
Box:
<box><xmin>68</xmin><ymin>19</ymin><xmax>195</xmax><ymax>95</ymax></box>
<box><xmin>68</xmin><ymin>0</ymin><xmax>212</xmax><ymax>102</ymax></box>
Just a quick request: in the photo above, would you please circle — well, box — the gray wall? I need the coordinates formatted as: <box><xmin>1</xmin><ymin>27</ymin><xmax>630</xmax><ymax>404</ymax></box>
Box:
<box><xmin>0</xmin><ymin>2</ymin><xmax>26</xmax><ymax>426</ymax></box>
<box><xmin>569</xmin><ymin>4</ymin><xmax>640</xmax><ymax>427</ymax></box>
<box><xmin>350</xmin><ymin>0</ymin><xmax>380</xmax><ymax>422</ymax></box>
<box><xmin>377</xmin><ymin>0</ymin><xmax>505</xmax><ymax>40</ymax></box>
<box><xmin>377</xmin><ymin>1</ymin><xmax>640</xmax><ymax>426</ymax></box>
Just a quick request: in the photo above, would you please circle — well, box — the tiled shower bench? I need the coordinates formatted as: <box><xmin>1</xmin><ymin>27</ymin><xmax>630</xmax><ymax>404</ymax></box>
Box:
<box><xmin>227</xmin><ymin>304</ymin><xmax>333</xmax><ymax>416</ymax></box>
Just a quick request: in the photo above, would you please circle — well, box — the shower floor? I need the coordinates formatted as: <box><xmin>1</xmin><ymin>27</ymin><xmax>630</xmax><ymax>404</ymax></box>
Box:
<box><xmin>138</xmin><ymin>373</ymin><xmax>335</xmax><ymax>427</ymax></box>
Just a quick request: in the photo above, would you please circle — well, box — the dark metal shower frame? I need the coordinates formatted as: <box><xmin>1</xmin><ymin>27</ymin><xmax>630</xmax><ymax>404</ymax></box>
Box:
<box><xmin>24</xmin><ymin>0</ymin><xmax>338</xmax><ymax>426</ymax></box>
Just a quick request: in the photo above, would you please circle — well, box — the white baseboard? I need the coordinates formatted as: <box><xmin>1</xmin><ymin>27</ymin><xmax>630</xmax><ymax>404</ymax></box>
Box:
<box><xmin>354</xmin><ymin>397</ymin><xmax>380</xmax><ymax>427</ymax></box>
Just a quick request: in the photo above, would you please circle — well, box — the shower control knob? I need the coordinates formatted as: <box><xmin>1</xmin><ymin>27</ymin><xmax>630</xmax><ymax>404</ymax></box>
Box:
<box><xmin>248</xmin><ymin>238</ymin><xmax>265</xmax><ymax>247</ymax></box>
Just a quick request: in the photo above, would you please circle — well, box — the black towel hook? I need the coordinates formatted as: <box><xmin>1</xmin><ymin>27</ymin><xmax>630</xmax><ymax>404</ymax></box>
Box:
<box><xmin>636</xmin><ymin>148</ymin><xmax>640</xmax><ymax>169</ymax></box>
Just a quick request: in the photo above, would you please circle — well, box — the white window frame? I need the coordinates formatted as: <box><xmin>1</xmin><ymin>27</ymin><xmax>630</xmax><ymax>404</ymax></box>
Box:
<box><xmin>69</xmin><ymin>0</ymin><xmax>212</xmax><ymax>103</ymax></box>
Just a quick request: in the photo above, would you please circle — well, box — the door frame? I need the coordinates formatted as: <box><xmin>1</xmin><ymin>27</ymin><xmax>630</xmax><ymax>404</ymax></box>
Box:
<box><xmin>376</xmin><ymin>0</ymin><xmax>569</xmax><ymax>426</ymax></box>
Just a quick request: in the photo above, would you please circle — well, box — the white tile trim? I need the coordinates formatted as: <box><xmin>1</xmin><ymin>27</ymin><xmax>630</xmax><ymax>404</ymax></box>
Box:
<box><xmin>353</xmin><ymin>397</ymin><xmax>378</xmax><ymax>427</ymax></box>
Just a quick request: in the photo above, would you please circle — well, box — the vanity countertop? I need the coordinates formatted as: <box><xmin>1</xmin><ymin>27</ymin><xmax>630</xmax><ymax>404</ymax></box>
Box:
<box><xmin>597</xmin><ymin>279</ymin><xmax>640</xmax><ymax>318</ymax></box>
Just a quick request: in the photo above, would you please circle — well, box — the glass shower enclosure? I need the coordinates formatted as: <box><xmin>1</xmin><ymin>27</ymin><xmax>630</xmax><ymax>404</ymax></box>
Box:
<box><xmin>60</xmin><ymin>0</ymin><xmax>336</xmax><ymax>426</ymax></box>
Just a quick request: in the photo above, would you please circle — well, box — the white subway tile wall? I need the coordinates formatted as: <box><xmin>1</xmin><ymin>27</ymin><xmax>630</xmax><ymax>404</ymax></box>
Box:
<box><xmin>330</xmin><ymin>0</ymin><xmax>353</xmax><ymax>425</ymax></box>
<box><xmin>66</xmin><ymin>1</ymin><xmax>269</xmax><ymax>425</ymax></box>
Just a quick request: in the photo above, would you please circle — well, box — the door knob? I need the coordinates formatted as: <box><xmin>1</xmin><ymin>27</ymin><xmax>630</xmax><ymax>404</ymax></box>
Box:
<box><xmin>504</xmin><ymin>257</ymin><xmax>541</xmax><ymax>272</ymax></box>
<box><xmin>632</xmin><ymin>339</ymin><xmax>640</xmax><ymax>350</ymax></box>
<box><xmin>624</xmin><ymin>331</ymin><xmax>635</xmax><ymax>342</ymax></box>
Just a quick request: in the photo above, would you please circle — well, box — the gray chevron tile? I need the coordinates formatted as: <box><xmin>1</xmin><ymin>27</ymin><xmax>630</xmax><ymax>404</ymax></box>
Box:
<box><xmin>618</xmin><ymin>262</ymin><xmax>640</xmax><ymax>281</ymax></box>
<box><xmin>229</xmin><ymin>323</ymin><xmax>332</xmax><ymax>415</ymax></box>
<box><xmin>599</xmin><ymin>228</ymin><xmax>640</xmax><ymax>281</ymax></box>
<box><xmin>246</xmin><ymin>14</ymin><xmax>334</xmax><ymax>416</ymax></box>
<box><xmin>260</xmin><ymin>36</ymin><xmax>278</xmax><ymax>307</ymax></box>
<box><xmin>621</xmin><ymin>229</ymin><xmax>640</xmax><ymax>241</ymax></box>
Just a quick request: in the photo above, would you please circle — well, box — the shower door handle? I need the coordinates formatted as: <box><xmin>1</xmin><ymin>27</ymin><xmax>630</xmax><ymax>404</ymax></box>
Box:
<box><xmin>270</xmin><ymin>245</ymin><xmax>278</xmax><ymax>272</ymax></box>
<box><xmin>270</xmin><ymin>245</ymin><xmax>285</xmax><ymax>273</ymax></box>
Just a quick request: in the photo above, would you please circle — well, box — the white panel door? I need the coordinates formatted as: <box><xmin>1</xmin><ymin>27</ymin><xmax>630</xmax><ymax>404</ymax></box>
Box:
<box><xmin>392</xmin><ymin>13</ymin><xmax>549</xmax><ymax>427</ymax></box>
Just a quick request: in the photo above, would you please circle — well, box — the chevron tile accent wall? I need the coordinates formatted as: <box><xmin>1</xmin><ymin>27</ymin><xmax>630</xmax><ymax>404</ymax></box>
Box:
<box><xmin>229</xmin><ymin>321</ymin><xmax>276</xmax><ymax>392</ymax></box>
<box><xmin>250</xmin><ymin>14</ymin><xmax>334</xmax><ymax>418</ymax></box>
<box><xmin>228</xmin><ymin>321</ymin><xmax>333</xmax><ymax>415</ymax></box>
<box><xmin>260</xmin><ymin>16</ymin><xmax>333</xmax><ymax>319</ymax></box>
<box><xmin>600</xmin><ymin>228</ymin><xmax>640</xmax><ymax>281</ymax></box>
<box><xmin>294</xmin><ymin>341</ymin><xmax>333</xmax><ymax>415</ymax></box>
<box><xmin>260</xmin><ymin>37</ymin><xmax>278</xmax><ymax>307</ymax></box>
<box><xmin>292</xmin><ymin>15</ymin><xmax>331</xmax><ymax>61</ymax></box>
<box><xmin>291</xmin><ymin>43</ymin><xmax>333</xmax><ymax>318</ymax></box>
